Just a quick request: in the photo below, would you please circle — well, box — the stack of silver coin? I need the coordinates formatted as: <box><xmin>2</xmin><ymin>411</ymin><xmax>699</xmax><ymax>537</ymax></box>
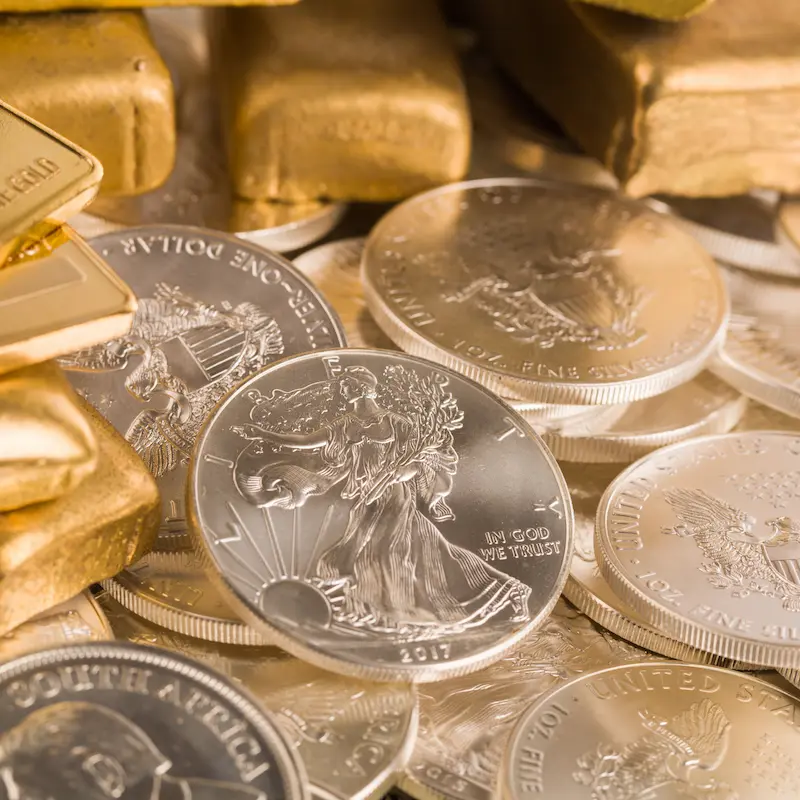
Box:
<box><xmin>3</xmin><ymin>174</ymin><xmax>800</xmax><ymax>799</ymax></box>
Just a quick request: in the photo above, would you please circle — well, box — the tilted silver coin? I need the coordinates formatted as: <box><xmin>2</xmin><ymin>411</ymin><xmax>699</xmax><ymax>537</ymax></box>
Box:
<box><xmin>363</xmin><ymin>178</ymin><xmax>727</xmax><ymax>405</ymax></box>
<box><xmin>540</xmin><ymin>372</ymin><xmax>747</xmax><ymax>463</ymax></box>
<box><xmin>0</xmin><ymin>641</ymin><xmax>307</xmax><ymax>799</ymax></box>
<box><xmin>563</xmin><ymin>461</ymin><xmax>757</xmax><ymax>669</ymax></box>
<box><xmin>736</xmin><ymin>400</ymin><xmax>800</xmax><ymax>434</ymax></box>
<box><xmin>401</xmin><ymin>599</ymin><xmax>651</xmax><ymax>800</ymax></box>
<box><xmin>102</xmin><ymin>550</ymin><xmax>271</xmax><ymax>646</ymax></box>
<box><xmin>61</xmin><ymin>225</ymin><xmax>345</xmax><ymax>550</ymax></box>
<box><xmin>500</xmin><ymin>663</ymin><xmax>800</xmax><ymax>800</ymax></box>
<box><xmin>189</xmin><ymin>349</ymin><xmax>573</xmax><ymax>682</ymax></box>
<box><xmin>292</xmin><ymin>238</ymin><xmax>586</xmax><ymax>422</ymax></box>
<box><xmin>73</xmin><ymin>10</ymin><xmax>346</xmax><ymax>253</ymax></box>
<box><xmin>596</xmin><ymin>432</ymin><xmax>800</xmax><ymax>668</ymax></box>
<box><xmin>102</xmin><ymin>596</ymin><xmax>418</xmax><ymax>800</ymax></box>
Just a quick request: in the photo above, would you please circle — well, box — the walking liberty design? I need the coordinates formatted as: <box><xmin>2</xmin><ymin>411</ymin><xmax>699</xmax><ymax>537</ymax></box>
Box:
<box><xmin>231</xmin><ymin>364</ymin><xmax>532</xmax><ymax>640</ymax></box>
<box><xmin>573</xmin><ymin>699</ymin><xmax>736</xmax><ymax>800</ymax></box>
<box><xmin>61</xmin><ymin>283</ymin><xmax>284</xmax><ymax>478</ymax></box>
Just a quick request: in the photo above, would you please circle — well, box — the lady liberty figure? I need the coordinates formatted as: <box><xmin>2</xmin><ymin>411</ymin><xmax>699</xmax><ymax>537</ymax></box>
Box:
<box><xmin>232</xmin><ymin>364</ymin><xmax>531</xmax><ymax>638</ymax></box>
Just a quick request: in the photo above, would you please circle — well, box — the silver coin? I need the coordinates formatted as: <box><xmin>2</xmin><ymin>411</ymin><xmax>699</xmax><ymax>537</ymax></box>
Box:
<box><xmin>292</xmin><ymin>238</ymin><xmax>587</xmax><ymax>423</ymax></box>
<box><xmin>539</xmin><ymin>372</ymin><xmax>747</xmax><ymax>463</ymax></box>
<box><xmin>0</xmin><ymin>641</ymin><xmax>308</xmax><ymax>799</ymax></box>
<box><xmin>189</xmin><ymin>348</ymin><xmax>573</xmax><ymax>682</ymax></box>
<box><xmin>563</xmin><ymin>461</ymin><xmax>757</xmax><ymax>669</ymax></box>
<box><xmin>500</xmin><ymin>663</ymin><xmax>800</xmax><ymax>800</ymax></box>
<box><xmin>401</xmin><ymin>598</ymin><xmax>651</xmax><ymax>800</ymax></box>
<box><xmin>363</xmin><ymin>179</ymin><xmax>727</xmax><ymax>405</ymax></box>
<box><xmin>596</xmin><ymin>432</ymin><xmax>800</xmax><ymax>668</ymax></box>
<box><xmin>73</xmin><ymin>10</ymin><xmax>346</xmax><ymax>253</ymax></box>
<box><xmin>102</xmin><ymin>596</ymin><xmax>418</xmax><ymax>800</ymax></box>
<box><xmin>60</xmin><ymin>225</ymin><xmax>345</xmax><ymax>550</ymax></box>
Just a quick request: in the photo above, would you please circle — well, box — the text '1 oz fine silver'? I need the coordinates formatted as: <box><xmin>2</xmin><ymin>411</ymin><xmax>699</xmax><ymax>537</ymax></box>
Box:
<box><xmin>62</xmin><ymin>225</ymin><xmax>346</xmax><ymax>551</ymax></box>
<box><xmin>189</xmin><ymin>348</ymin><xmax>573</xmax><ymax>682</ymax></box>
<box><xmin>363</xmin><ymin>179</ymin><xmax>728</xmax><ymax>405</ymax></box>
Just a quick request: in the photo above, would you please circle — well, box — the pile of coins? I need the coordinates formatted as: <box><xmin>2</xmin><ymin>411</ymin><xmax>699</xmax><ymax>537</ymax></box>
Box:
<box><xmin>4</xmin><ymin>3</ymin><xmax>800</xmax><ymax>799</ymax></box>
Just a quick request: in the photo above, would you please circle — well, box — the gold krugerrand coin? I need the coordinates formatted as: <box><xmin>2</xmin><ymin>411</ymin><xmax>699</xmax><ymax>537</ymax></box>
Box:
<box><xmin>102</xmin><ymin>594</ymin><xmax>418</xmax><ymax>800</ymax></box>
<box><xmin>363</xmin><ymin>179</ymin><xmax>727</xmax><ymax>405</ymax></box>
<box><xmin>102</xmin><ymin>549</ymin><xmax>271</xmax><ymax>646</ymax></box>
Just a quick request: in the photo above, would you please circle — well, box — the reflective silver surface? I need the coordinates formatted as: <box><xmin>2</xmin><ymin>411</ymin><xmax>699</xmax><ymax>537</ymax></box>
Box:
<box><xmin>190</xmin><ymin>349</ymin><xmax>573</xmax><ymax>682</ymax></box>
<box><xmin>61</xmin><ymin>225</ymin><xmax>345</xmax><ymax>550</ymax></box>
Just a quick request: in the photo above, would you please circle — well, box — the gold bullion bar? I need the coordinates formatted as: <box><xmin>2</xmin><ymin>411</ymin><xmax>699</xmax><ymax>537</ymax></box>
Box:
<box><xmin>475</xmin><ymin>0</ymin><xmax>800</xmax><ymax>197</ymax></box>
<box><xmin>0</xmin><ymin>11</ymin><xmax>175</xmax><ymax>197</ymax></box>
<box><xmin>0</xmin><ymin>226</ymin><xmax>136</xmax><ymax>375</ymax></box>
<box><xmin>210</xmin><ymin>0</ymin><xmax>470</xmax><ymax>202</ymax></box>
<box><xmin>0</xmin><ymin>401</ymin><xmax>159</xmax><ymax>635</ymax></box>
<box><xmin>575</xmin><ymin>0</ymin><xmax>714</xmax><ymax>20</ymax></box>
<box><xmin>0</xmin><ymin>361</ymin><xmax>97</xmax><ymax>513</ymax></box>
<box><xmin>0</xmin><ymin>101</ymin><xmax>102</xmax><ymax>264</ymax></box>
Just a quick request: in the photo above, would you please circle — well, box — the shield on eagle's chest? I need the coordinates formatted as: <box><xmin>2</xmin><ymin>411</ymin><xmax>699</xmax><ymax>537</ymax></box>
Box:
<box><xmin>159</xmin><ymin>322</ymin><xmax>248</xmax><ymax>392</ymax></box>
<box><xmin>766</xmin><ymin>540</ymin><xmax>800</xmax><ymax>586</ymax></box>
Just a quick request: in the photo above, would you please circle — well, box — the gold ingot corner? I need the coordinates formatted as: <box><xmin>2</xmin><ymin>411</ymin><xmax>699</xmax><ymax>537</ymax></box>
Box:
<box><xmin>0</xmin><ymin>12</ymin><xmax>175</xmax><ymax>197</ymax></box>
<box><xmin>0</xmin><ymin>400</ymin><xmax>159</xmax><ymax>635</ymax></box>
<box><xmin>0</xmin><ymin>225</ymin><xmax>136</xmax><ymax>375</ymax></box>
<box><xmin>0</xmin><ymin>361</ymin><xmax>97</xmax><ymax>513</ymax></box>
<box><xmin>575</xmin><ymin>0</ymin><xmax>714</xmax><ymax>21</ymax></box>
<box><xmin>210</xmin><ymin>0</ymin><xmax>470</xmax><ymax>202</ymax></box>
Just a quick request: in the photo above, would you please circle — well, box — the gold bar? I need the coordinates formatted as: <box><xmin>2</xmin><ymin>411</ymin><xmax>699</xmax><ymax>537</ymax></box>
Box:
<box><xmin>575</xmin><ymin>0</ymin><xmax>714</xmax><ymax>20</ymax></box>
<box><xmin>0</xmin><ymin>362</ymin><xmax>97</xmax><ymax>513</ymax></box>
<box><xmin>0</xmin><ymin>12</ymin><xmax>175</xmax><ymax>197</ymax></box>
<box><xmin>476</xmin><ymin>0</ymin><xmax>800</xmax><ymax>197</ymax></box>
<box><xmin>0</xmin><ymin>101</ymin><xmax>102</xmax><ymax>264</ymax></box>
<box><xmin>0</xmin><ymin>226</ymin><xmax>136</xmax><ymax>375</ymax></box>
<box><xmin>210</xmin><ymin>0</ymin><xmax>470</xmax><ymax>202</ymax></box>
<box><xmin>0</xmin><ymin>401</ymin><xmax>159</xmax><ymax>635</ymax></box>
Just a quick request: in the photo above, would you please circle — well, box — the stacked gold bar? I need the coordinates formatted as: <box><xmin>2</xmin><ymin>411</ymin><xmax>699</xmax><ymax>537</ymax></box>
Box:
<box><xmin>0</xmin><ymin>103</ymin><xmax>158</xmax><ymax>635</ymax></box>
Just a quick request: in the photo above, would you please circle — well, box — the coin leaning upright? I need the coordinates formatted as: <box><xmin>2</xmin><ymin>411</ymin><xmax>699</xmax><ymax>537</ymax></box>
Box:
<box><xmin>596</xmin><ymin>431</ymin><xmax>800</xmax><ymax>668</ymax></box>
<box><xmin>61</xmin><ymin>225</ymin><xmax>346</xmax><ymax>551</ymax></box>
<box><xmin>189</xmin><ymin>348</ymin><xmax>574</xmax><ymax>682</ymax></box>
<box><xmin>0</xmin><ymin>641</ymin><xmax>308</xmax><ymax>799</ymax></box>
<box><xmin>499</xmin><ymin>663</ymin><xmax>800</xmax><ymax>800</ymax></box>
<box><xmin>363</xmin><ymin>178</ymin><xmax>728</xmax><ymax>405</ymax></box>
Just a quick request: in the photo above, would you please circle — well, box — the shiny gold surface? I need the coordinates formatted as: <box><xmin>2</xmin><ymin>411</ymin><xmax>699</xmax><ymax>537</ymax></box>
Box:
<box><xmin>0</xmin><ymin>591</ymin><xmax>111</xmax><ymax>661</ymax></box>
<box><xmin>476</xmin><ymin>0</ymin><xmax>800</xmax><ymax>197</ymax></box>
<box><xmin>0</xmin><ymin>401</ymin><xmax>159</xmax><ymax>635</ymax></box>
<box><xmin>0</xmin><ymin>226</ymin><xmax>136</xmax><ymax>374</ymax></box>
<box><xmin>576</xmin><ymin>0</ymin><xmax>714</xmax><ymax>20</ymax></box>
<box><xmin>0</xmin><ymin>101</ymin><xmax>102</xmax><ymax>264</ymax></box>
<box><xmin>210</xmin><ymin>0</ymin><xmax>470</xmax><ymax>202</ymax></box>
<box><xmin>0</xmin><ymin>12</ymin><xmax>174</xmax><ymax>197</ymax></box>
<box><xmin>0</xmin><ymin>361</ymin><xmax>97</xmax><ymax>513</ymax></box>
<box><xmin>0</xmin><ymin>0</ymin><xmax>294</xmax><ymax>9</ymax></box>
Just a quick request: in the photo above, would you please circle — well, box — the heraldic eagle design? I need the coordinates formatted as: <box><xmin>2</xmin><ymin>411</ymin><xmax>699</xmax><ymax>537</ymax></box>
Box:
<box><xmin>436</xmin><ymin>210</ymin><xmax>652</xmax><ymax>352</ymax></box>
<box><xmin>61</xmin><ymin>283</ymin><xmax>284</xmax><ymax>478</ymax></box>
<box><xmin>661</xmin><ymin>487</ymin><xmax>800</xmax><ymax>612</ymax></box>
<box><xmin>573</xmin><ymin>698</ymin><xmax>736</xmax><ymax>800</ymax></box>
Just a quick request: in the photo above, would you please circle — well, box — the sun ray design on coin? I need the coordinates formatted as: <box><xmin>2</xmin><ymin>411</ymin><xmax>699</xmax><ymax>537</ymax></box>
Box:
<box><xmin>191</xmin><ymin>349</ymin><xmax>573</xmax><ymax>682</ymax></box>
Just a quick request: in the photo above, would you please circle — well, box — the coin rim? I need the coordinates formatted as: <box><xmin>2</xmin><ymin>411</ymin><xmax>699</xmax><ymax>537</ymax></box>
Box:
<box><xmin>0</xmin><ymin>640</ymin><xmax>310</xmax><ymax>800</ymax></box>
<box><xmin>497</xmin><ymin>660</ymin><xmax>799</xmax><ymax>800</ymax></box>
<box><xmin>362</xmin><ymin>177</ymin><xmax>728</xmax><ymax>405</ymax></box>
<box><xmin>188</xmin><ymin>346</ymin><xmax>575</xmax><ymax>683</ymax></box>
<box><xmin>595</xmin><ymin>431</ymin><xmax>800</xmax><ymax>668</ymax></box>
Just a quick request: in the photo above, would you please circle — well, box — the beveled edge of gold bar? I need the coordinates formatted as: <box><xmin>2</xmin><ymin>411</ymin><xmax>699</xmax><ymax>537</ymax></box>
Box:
<box><xmin>0</xmin><ymin>225</ymin><xmax>136</xmax><ymax>374</ymax></box>
<box><xmin>0</xmin><ymin>100</ymin><xmax>103</xmax><ymax>263</ymax></box>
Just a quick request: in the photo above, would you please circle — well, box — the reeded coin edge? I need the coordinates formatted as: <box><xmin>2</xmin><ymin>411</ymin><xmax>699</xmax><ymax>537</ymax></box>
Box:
<box><xmin>188</xmin><ymin>347</ymin><xmax>575</xmax><ymax>683</ymax></box>
<box><xmin>779</xmin><ymin>667</ymin><xmax>800</xmax><ymax>690</ymax></box>
<box><xmin>0</xmin><ymin>641</ymin><xmax>309</xmax><ymax>800</ymax></box>
<box><xmin>363</xmin><ymin>178</ymin><xmax>729</xmax><ymax>406</ymax></box>
<box><xmin>541</xmin><ymin>393</ymin><xmax>748</xmax><ymax>464</ymax></box>
<box><xmin>711</xmin><ymin>349</ymin><xmax>800</xmax><ymax>420</ymax></box>
<box><xmin>101</xmin><ymin>576</ymin><xmax>271</xmax><ymax>647</ymax></box>
<box><xmin>563</xmin><ymin>575</ymin><xmax>757</xmax><ymax>669</ymax></box>
<box><xmin>595</xmin><ymin>432</ymin><xmax>800</xmax><ymax>669</ymax></box>
<box><xmin>498</xmin><ymin>661</ymin><xmax>798</xmax><ymax>800</ymax></box>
